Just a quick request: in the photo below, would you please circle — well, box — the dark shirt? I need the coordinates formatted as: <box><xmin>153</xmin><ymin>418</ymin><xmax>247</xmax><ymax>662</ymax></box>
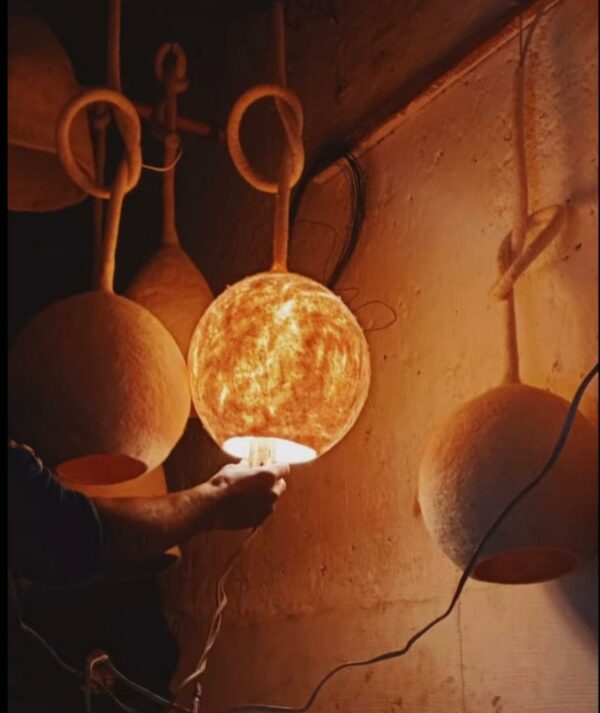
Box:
<box><xmin>8</xmin><ymin>440</ymin><xmax>103</xmax><ymax>708</ymax></box>
<box><xmin>8</xmin><ymin>440</ymin><xmax>102</xmax><ymax>586</ymax></box>
<box><xmin>7</xmin><ymin>442</ymin><xmax>179</xmax><ymax>710</ymax></box>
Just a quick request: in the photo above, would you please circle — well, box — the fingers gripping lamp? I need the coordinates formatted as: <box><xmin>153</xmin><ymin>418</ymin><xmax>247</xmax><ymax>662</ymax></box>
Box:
<box><xmin>188</xmin><ymin>17</ymin><xmax>370</xmax><ymax>466</ymax></box>
<box><xmin>7</xmin><ymin>90</ymin><xmax>190</xmax><ymax>485</ymax></box>
<box><xmin>418</xmin><ymin>19</ymin><xmax>598</xmax><ymax>584</ymax></box>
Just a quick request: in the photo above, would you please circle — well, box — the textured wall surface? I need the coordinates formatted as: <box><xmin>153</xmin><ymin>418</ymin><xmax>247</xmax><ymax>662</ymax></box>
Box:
<box><xmin>161</xmin><ymin>1</ymin><xmax>598</xmax><ymax>711</ymax></box>
<box><xmin>7</xmin><ymin>0</ymin><xmax>597</xmax><ymax>711</ymax></box>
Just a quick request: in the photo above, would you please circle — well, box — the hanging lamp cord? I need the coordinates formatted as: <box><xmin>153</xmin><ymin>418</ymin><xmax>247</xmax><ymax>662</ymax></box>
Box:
<box><xmin>491</xmin><ymin>10</ymin><xmax>567</xmax><ymax>384</ymax></box>
<box><xmin>172</xmin><ymin>526</ymin><xmax>260</xmax><ymax>711</ymax></box>
<box><xmin>90</xmin><ymin>0</ymin><xmax>124</xmax><ymax>288</ymax></box>
<box><xmin>226</xmin><ymin>0</ymin><xmax>305</xmax><ymax>272</ymax></box>
<box><xmin>154</xmin><ymin>42</ymin><xmax>189</xmax><ymax>247</ymax></box>
<box><xmin>90</xmin><ymin>104</ymin><xmax>111</xmax><ymax>286</ymax></box>
<box><xmin>56</xmin><ymin>89</ymin><xmax>142</xmax><ymax>292</ymax></box>
<box><xmin>56</xmin><ymin>0</ymin><xmax>142</xmax><ymax>294</ymax></box>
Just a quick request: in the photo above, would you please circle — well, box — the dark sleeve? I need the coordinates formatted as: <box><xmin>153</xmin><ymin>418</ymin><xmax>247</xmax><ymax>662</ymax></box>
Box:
<box><xmin>7</xmin><ymin>441</ymin><xmax>103</xmax><ymax>586</ymax></box>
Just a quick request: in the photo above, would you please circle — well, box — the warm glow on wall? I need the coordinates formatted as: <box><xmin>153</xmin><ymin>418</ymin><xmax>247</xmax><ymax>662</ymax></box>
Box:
<box><xmin>188</xmin><ymin>271</ymin><xmax>370</xmax><ymax>464</ymax></box>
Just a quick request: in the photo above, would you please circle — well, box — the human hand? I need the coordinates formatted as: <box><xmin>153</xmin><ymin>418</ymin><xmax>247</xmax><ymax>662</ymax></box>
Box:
<box><xmin>205</xmin><ymin>462</ymin><xmax>289</xmax><ymax>530</ymax></box>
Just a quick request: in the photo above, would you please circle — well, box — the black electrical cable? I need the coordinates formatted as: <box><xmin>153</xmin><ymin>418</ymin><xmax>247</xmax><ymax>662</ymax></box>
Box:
<box><xmin>12</xmin><ymin>363</ymin><xmax>598</xmax><ymax>713</ymax></box>
<box><xmin>220</xmin><ymin>361</ymin><xmax>600</xmax><ymax>713</ymax></box>
<box><xmin>289</xmin><ymin>148</ymin><xmax>366</xmax><ymax>289</ymax></box>
<box><xmin>327</xmin><ymin>153</ymin><xmax>366</xmax><ymax>288</ymax></box>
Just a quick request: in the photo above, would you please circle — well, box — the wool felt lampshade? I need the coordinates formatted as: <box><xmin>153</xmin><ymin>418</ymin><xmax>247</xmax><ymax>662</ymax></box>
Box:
<box><xmin>188</xmin><ymin>271</ymin><xmax>371</xmax><ymax>464</ymax></box>
<box><xmin>8</xmin><ymin>5</ymin><xmax>95</xmax><ymax>212</ymax></box>
<box><xmin>8</xmin><ymin>291</ymin><xmax>191</xmax><ymax>484</ymax></box>
<box><xmin>126</xmin><ymin>245</ymin><xmax>214</xmax><ymax>360</ymax></box>
<box><xmin>418</xmin><ymin>383</ymin><xmax>598</xmax><ymax>584</ymax></box>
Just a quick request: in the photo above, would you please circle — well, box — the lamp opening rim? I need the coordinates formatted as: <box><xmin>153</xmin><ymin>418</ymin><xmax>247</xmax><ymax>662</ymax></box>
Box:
<box><xmin>223</xmin><ymin>436</ymin><xmax>317</xmax><ymax>464</ymax></box>
<box><xmin>56</xmin><ymin>453</ymin><xmax>147</xmax><ymax>486</ymax></box>
<box><xmin>472</xmin><ymin>546</ymin><xmax>579</xmax><ymax>584</ymax></box>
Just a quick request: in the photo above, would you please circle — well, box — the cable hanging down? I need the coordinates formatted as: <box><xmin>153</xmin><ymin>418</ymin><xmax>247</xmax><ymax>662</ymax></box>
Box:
<box><xmin>218</xmin><ymin>362</ymin><xmax>599</xmax><ymax>713</ymax></box>
<box><xmin>18</xmin><ymin>5</ymin><xmax>595</xmax><ymax>713</ymax></box>
<box><xmin>17</xmin><ymin>361</ymin><xmax>599</xmax><ymax>713</ymax></box>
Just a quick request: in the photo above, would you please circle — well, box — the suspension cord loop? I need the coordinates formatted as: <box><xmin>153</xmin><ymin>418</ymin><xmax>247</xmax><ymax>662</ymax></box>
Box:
<box><xmin>56</xmin><ymin>88</ymin><xmax>142</xmax><ymax>292</ymax></box>
<box><xmin>492</xmin><ymin>10</ymin><xmax>563</xmax><ymax>385</ymax></box>
<box><xmin>226</xmin><ymin>0</ymin><xmax>304</xmax><ymax>272</ymax></box>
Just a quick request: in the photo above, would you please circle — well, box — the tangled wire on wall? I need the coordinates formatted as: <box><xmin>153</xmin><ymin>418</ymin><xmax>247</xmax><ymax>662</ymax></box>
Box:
<box><xmin>290</xmin><ymin>151</ymin><xmax>398</xmax><ymax>334</ymax></box>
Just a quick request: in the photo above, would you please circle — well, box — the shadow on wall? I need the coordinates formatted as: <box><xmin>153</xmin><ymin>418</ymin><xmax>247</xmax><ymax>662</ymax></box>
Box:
<box><xmin>546</xmin><ymin>557</ymin><xmax>598</xmax><ymax>646</ymax></box>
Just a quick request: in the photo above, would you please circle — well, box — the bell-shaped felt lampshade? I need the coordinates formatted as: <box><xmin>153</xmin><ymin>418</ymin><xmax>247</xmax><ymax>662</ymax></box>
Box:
<box><xmin>418</xmin><ymin>383</ymin><xmax>598</xmax><ymax>584</ymax></box>
<box><xmin>126</xmin><ymin>245</ymin><xmax>213</xmax><ymax>362</ymax></box>
<box><xmin>8</xmin><ymin>6</ymin><xmax>94</xmax><ymax>212</ymax></box>
<box><xmin>8</xmin><ymin>292</ymin><xmax>191</xmax><ymax>484</ymax></box>
<box><xmin>188</xmin><ymin>271</ymin><xmax>371</xmax><ymax>464</ymax></box>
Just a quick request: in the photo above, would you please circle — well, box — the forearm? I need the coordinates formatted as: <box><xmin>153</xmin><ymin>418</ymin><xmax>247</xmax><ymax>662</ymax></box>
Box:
<box><xmin>93</xmin><ymin>483</ymin><xmax>218</xmax><ymax>570</ymax></box>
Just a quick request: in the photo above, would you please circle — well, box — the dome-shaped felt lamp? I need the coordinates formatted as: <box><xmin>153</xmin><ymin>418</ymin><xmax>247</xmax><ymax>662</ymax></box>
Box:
<box><xmin>8</xmin><ymin>3</ymin><xmax>95</xmax><ymax>212</ymax></box>
<box><xmin>418</xmin><ymin>27</ymin><xmax>597</xmax><ymax>584</ymax></box>
<box><xmin>418</xmin><ymin>210</ymin><xmax>599</xmax><ymax>584</ymax></box>
<box><xmin>419</xmin><ymin>379</ymin><xmax>598</xmax><ymax>584</ymax></box>
<box><xmin>8</xmin><ymin>90</ymin><xmax>190</xmax><ymax>485</ymax></box>
<box><xmin>126</xmin><ymin>45</ymin><xmax>213</xmax><ymax>391</ymax></box>
<box><xmin>188</xmin><ymin>79</ymin><xmax>370</xmax><ymax>465</ymax></box>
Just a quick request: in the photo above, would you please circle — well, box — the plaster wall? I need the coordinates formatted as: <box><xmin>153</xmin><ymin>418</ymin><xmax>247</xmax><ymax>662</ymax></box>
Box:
<box><xmin>162</xmin><ymin>1</ymin><xmax>598</xmax><ymax>711</ymax></box>
<box><xmin>7</xmin><ymin>0</ymin><xmax>597</xmax><ymax>710</ymax></box>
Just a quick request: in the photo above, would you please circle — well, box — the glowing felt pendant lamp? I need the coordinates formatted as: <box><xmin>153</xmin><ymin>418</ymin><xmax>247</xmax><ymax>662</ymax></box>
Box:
<box><xmin>126</xmin><ymin>44</ymin><xmax>213</xmax><ymax>398</ymax></box>
<box><xmin>189</xmin><ymin>270</ymin><xmax>370</xmax><ymax>463</ymax></box>
<box><xmin>188</xmin><ymin>17</ymin><xmax>370</xmax><ymax>465</ymax></box>
<box><xmin>8</xmin><ymin>90</ymin><xmax>190</xmax><ymax>485</ymax></box>
<box><xmin>8</xmin><ymin>3</ymin><xmax>95</xmax><ymax>212</ymax></box>
<box><xmin>418</xmin><ymin>22</ymin><xmax>598</xmax><ymax>584</ymax></box>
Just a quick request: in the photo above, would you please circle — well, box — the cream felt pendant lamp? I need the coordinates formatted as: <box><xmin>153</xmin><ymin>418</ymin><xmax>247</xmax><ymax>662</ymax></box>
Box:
<box><xmin>418</xmin><ymin>20</ymin><xmax>598</xmax><ymax>584</ymax></box>
<box><xmin>7</xmin><ymin>88</ymin><xmax>190</xmax><ymax>486</ymax></box>
<box><xmin>126</xmin><ymin>43</ymin><xmax>213</xmax><ymax>394</ymax></box>
<box><xmin>188</xmin><ymin>4</ymin><xmax>370</xmax><ymax>466</ymax></box>
<box><xmin>8</xmin><ymin>2</ymin><xmax>95</xmax><ymax>212</ymax></box>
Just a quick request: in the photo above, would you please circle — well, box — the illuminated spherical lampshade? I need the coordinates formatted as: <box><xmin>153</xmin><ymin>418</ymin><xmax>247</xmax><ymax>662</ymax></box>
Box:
<box><xmin>66</xmin><ymin>466</ymin><xmax>181</xmax><ymax>576</ymax></box>
<box><xmin>188</xmin><ymin>271</ymin><xmax>371</xmax><ymax>464</ymax></box>
<box><xmin>418</xmin><ymin>383</ymin><xmax>598</xmax><ymax>584</ymax></box>
<box><xmin>8</xmin><ymin>292</ymin><xmax>191</xmax><ymax>484</ymax></box>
